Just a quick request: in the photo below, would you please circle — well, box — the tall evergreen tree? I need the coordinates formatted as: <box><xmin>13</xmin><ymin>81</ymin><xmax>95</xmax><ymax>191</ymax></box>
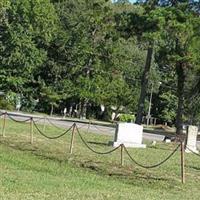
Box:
<box><xmin>0</xmin><ymin>0</ymin><xmax>59</xmax><ymax>110</ymax></box>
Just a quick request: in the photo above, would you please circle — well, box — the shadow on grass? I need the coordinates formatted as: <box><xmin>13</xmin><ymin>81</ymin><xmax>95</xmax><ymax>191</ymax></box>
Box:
<box><xmin>186</xmin><ymin>165</ymin><xmax>200</xmax><ymax>171</ymax></box>
<box><xmin>77</xmin><ymin>159</ymin><xmax>175</xmax><ymax>189</ymax></box>
<box><xmin>108</xmin><ymin>171</ymin><xmax>168</xmax><ymax>181</ymax></box>
<box><xmin>88</xmin><ymin>141</ymin><xmax>108</xmax><ymax>146</ymax></box>
<box><xmin>0</xmin><ymin>136</ymin><xmax>177</xmax><ymax>188</ymax></box>
<box><xmin>146</xmin><ymin>141</ymin><xmax>181</xmax><ymax>153</ymax></box>
<box><xmin>0</xmin><ymin>138</ymin><xmax>66</xmax><ymax>164</ymax></box>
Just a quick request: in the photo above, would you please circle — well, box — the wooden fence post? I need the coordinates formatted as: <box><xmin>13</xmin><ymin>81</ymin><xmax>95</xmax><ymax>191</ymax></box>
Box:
<box><xmin>121</xmin><ymin>144</ymin><xmax>124</xmax><ymax>167</ymax></box>
<box><xmin>30</xmin><ymin>117</ymin><xmax>33</xmax><ymax>144</ymax></box>
<box><xmin>2</xmin><ymin>112</ymin><xmax>7</xmax><ymax>137</ymax></box>
<box><xmin>181</xmin><ymin>141</ymin><xmax>185</xmax><ymax>184</ymax></box>
<box><xmin>69</xmin><ymin>123</ymin><xmax>76</xmax><ymax>154</ymax></box>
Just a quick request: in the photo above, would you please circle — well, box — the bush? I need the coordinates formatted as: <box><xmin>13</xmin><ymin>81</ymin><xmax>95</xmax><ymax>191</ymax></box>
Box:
<box><xmin>0</xmin><ymin>98</ymin><xmax>14</xmax><ymax>110</ymax></box>
<box><xmin>119</xmin><ymin>114</ymin><xmax>135</xmax><ymax>123</ymax></box>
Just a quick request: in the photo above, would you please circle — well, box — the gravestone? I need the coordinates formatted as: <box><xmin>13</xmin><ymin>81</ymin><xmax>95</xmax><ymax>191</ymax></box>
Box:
<box><xmin>112</xmin><ymin>123</ymin><xmax>146</xmax><ymax>148</ymax></box>
<box><xmin>185</xmin><ymin>125</ymin><xmax>199</xmax><ymax>153</ymax></box>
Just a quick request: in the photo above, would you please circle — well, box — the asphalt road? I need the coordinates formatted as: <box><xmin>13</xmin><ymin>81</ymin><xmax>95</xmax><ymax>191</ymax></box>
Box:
<box><xmin>0</xmin><ymin>110</ymin><xmax>170</xmax><ymax>142</ymax></box>
<box><xmin>1</xmin><ymin>110</ymin><xmax>199</xmax><ymax>147</ymax></box>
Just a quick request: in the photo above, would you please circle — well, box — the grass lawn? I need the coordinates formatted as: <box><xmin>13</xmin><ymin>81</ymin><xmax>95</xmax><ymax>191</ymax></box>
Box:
<box><xmin>0</xmin><ymin>117</ymin><xmax>200</xmax><ymax>200</ymax></box>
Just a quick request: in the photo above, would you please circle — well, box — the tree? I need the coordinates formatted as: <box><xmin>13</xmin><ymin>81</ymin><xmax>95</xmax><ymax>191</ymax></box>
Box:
<box><xmin>0</xmin><ymin>0</ymin><xmax>59</xmax><ymax>110</ymax></box>
<box><xmin>156</xmin><ymin>4</ymin><xmax>200</xmax><ymax>135</ymax></box>
<box><xmin>53</xmin><ymin>0</ymin><xmax>144</xmax><ymax>119</ymax></box>
<box><xmin>114</xmin><ymin>0</ymin><xmax>165</xmax><ymax>124</ymax></box>
<box><xmin>158</xmin><ymin>91</ymin><xmax>178</xmax><ymax>124</ymax></box>
<box><xmin>40</xmin><ymin>85</ymin><xmax>61</xmax><ymax>116</ymax></box>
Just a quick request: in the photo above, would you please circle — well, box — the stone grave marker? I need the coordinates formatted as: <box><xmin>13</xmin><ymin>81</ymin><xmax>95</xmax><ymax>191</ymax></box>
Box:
<box><xmin>112</xmin><ymin>123</ymin><xmax>146</xmax><ymax>148</ymax></box>
<box><xmin>185</xmin><ymin>125</ymin><xmax>199</xmax><ymax>153</ymax></box>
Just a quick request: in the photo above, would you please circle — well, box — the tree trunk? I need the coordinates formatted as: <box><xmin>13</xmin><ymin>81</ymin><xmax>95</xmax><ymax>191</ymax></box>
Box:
<box><xmin>176</xmin><ymin>63</ymin><xmax>186</xmax><ymax>135</ymax></box>
<box><xmin>50</xmin><ymin>104</ymin><xmax>54</xmax><ymax>116</ymax></box>
<box><xmin>135</xmin><ymin>44</ymin><xmax>154</xmax><ymax>124</ymax></box>
<box><xmin>80</xmin><ymin>99</ymin><xmax>88</xmax><ymax>119</ymax></box>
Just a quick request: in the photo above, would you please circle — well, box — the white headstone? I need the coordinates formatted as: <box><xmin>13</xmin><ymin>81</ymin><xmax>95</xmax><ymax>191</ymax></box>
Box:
<box><xmin>113</xmin><ymin>123</ymin><xmax>146</xmax><ymax>148</ymax></box>
<box><xmin>165</xmin><ymin>139</ymin><xmax>171</xmax><ymax>143</ymax></box>
<box><xmin>185</xmin><ymin>125</ymin><xmax>199</xmax><ymax>153</ymax></box>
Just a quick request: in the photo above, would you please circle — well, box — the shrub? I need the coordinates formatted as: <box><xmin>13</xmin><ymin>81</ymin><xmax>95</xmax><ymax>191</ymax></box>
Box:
<box><xmin>119</xmin><ymin>114</ymin><xmax>135</xmax><ymax>123</ymax></box>
<box><xmin>0</xmin><ymin>98</ymin><xmax>14</xmax><ymax>110</ymax></box>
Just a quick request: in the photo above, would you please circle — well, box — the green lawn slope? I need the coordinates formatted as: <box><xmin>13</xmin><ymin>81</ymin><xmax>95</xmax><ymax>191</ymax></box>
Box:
<box><xmin>0</xmin><ymin>118</ymin><xmax>200</xmax><ymax>200</ymax></box>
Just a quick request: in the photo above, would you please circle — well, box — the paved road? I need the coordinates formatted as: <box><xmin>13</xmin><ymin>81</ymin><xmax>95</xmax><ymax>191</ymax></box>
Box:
<box><xmin>1</xmin><ymin>110</ymin><xmax>200</xmax><ymax>147</ymax></box>
<box><xmin>1</xmin><ymin>111</ymin><xmax>165</xmax><ymax>140</ymax></box>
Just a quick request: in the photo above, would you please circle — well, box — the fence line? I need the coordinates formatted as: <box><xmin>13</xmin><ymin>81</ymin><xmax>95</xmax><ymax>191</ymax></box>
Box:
<box><xmin>75</xmin><ymin>123</ymin><xmax>89</xmax><ymax>130</ymax></box>
<box><xmin>1</xmin><ymin>112</ymin><xmax>115</xmax><ymax>134</ymax></box>
<box><xmin>1</xmin><ymin>112</ymin><xmax>197</xmax><ymax>184</ymax></box>
<box><xmin>0</xmin><ymin>112</ymin><xmax>5</xmax><ymax>117</ymax></box>
<box><xmin>33</xmin><ymin>120</ymin><xmax>74</xmax><ymax>139</ymax></box>
<box><xmin>33</xmin><ymin>117</ymin><xmax>45</xmax><ymax>122</ymax></box>
<box><xmin>123</xmin><ymin>144</ymin><xmax>181</xmax><ymax>169</ymax></box>
<box><xmin>45</xmin><ymin>117</ymin><xmax>66</xmax><ymax>130</ymax></box>
<box><xmin>90</xmin><ymin>123</ymin><xmax>115</xmax><ymax>133</ymax></box>
<box><xmin>76</xmin><ymin>124</ymin><xmax>121</xmax><ymax>155</ymax></box>
<box><xmin>7</xmin><ymin>113</ymin><xmax>31</xmax><ymax>123</ymax></box>
<box><xmin>185</xmin><ymin>146</ymin><xmax>200</xmax><ymax>158</ymax></box>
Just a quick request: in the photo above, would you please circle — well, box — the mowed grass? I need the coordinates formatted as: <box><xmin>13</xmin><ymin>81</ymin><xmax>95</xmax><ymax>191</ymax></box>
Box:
<box><xmin>0</xmin><ymin>117</ymin><xmax>200</xmax><ymax>200</ymax></box>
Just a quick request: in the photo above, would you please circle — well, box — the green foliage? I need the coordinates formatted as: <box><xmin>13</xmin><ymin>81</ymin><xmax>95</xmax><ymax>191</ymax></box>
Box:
<box><xmin>1</xmin><ymin>0</ymin><xmax>200</xmax><ymax>126</ymax></box>
<box><xmin>39</xmin><ymin>85</ymin><xmax>61</xmax><ymax>115</ymax></box>
<box><xmin>119</xmin><ymin>113</ymin><xmax>135</xmax><ymax>122</ymax></box>
<box><xmin>1</xmin><ymin>119</ymin><xmax>200</xmax><ymax>199</ymax></box>
<box><xmin>0</xmin><ymin>97</ymin><xmax>14</xmax><ymax>110</ymax></box>
<box><xmin>49</xmin><ymin>0</ymin><xmax>145</xmax><ymax>117</ymax></box>
<box><xmin>158</xmin><ymin>91</ymin><xmax>178</xmax><ymax>123</ymax></box>
<box><xmin>0</xmin><ymin>0</ymin><xmax>59</xmax><ymax>106</ymax></box>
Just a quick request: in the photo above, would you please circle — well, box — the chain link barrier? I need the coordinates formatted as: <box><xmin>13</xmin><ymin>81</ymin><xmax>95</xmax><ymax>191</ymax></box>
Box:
<box><xmin>46</xmin><ymin>117</ymin><xmax>66</xmax><ymax>130</ymax></box>
<box><xmin>90</xmin><ymin>123</ymin><xmax>115</xmax><ymax>133</ymax></box>
<box><xmin>0</xmin><ymin>112</ymin><xmax>188</xmax><ymax>172</ymax></box>
<box><xmin>76</xmin><ymin>121</ymin><xmax>115</xmax><ymax>134</ymax></box>
<box><xmin>185</xmin><ymin>146</ymin><xmax>200</xmax><ymax>158</ymax></box>
<box><xmin>33</xmin><ymin>117</ymin><xmax>45</xmax><ymax>123</ymax></box>
<box><xmin>0</xmin><ymin>112</ymin><xmax>5</xmax><ymax>117</ymax></box>
<box><xmin>1</xmin><ymin>112</ymin><xmax>45</xmax><ymax>123</ymax></box>
<box><xmin>33</xmin><ymin>120</ymin><xmax>73</xmax><ymax>139</ymax></box>
<box><xmin>76</xmin><ymin>123</ymin><xmax>90</xmax><ymax>130</ymax></box>
<box><xmin>123</xmin><ymin>144</ymin><xmax>181</xmax><ymax>169</ymax></box>
<box><xmin>75</xmin><ymin>124</ymin><xmax>121</xmax><ymax>155</ymax></box>
<box><xmin>7</xmin><ymin>113</ymin><xmax>31</xmax><ymax>123</ymax></box>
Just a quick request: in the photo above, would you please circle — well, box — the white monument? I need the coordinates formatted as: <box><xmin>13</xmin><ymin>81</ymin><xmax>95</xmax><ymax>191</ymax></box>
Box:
<box><xmin>112</xmin><ymin>123</ymin><xmax>146</xmax><ymax>148</ymax></box>
<box><xmin>185</xmin><ymin>125</ymin><xmax>199</xmax><ymax>153</ymax></box>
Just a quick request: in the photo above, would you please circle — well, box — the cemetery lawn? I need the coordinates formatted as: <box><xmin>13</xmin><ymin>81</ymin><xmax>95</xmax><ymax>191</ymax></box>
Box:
<box><xmin>0</xmin><ymin>119</ymin><xmax>200</xmax><ymax>200</ymax></box>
